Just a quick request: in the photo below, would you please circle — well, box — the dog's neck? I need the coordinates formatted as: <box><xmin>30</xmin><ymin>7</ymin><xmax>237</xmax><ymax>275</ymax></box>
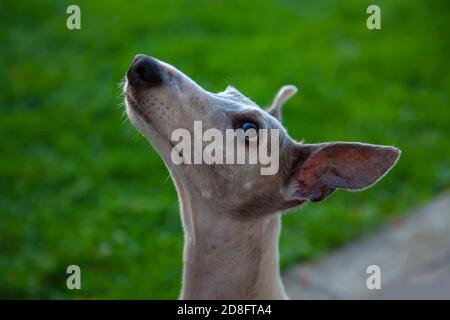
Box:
<box><xmin>172</xmin><ymin>175</ymin><xmax>287</xmax><ymax>300</ymax></box>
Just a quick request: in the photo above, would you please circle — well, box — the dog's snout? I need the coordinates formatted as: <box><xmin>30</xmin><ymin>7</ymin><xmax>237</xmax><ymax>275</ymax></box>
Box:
<box><xmin>127</xmin><ymin>55</ymin><xmax>163</xmax><ymax>86</ymax></box>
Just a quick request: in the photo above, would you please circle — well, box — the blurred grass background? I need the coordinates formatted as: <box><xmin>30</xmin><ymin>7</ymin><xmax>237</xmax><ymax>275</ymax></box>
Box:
<box><xmin>0</xmin><ymin>0</ymin><xmax>448</xmax><ymax>299</ymax></box>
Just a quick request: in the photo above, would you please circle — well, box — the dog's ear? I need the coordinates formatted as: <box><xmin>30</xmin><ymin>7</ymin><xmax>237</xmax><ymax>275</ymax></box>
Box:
<box><xmin>286</xmin><ymin>142</ymin><xmax>401</xmax><ymax>202</ymax></box>
<box><xmin>267</xmin><ymin>85</ymin><xmax>297</xmax><ymax>121</ymax></box>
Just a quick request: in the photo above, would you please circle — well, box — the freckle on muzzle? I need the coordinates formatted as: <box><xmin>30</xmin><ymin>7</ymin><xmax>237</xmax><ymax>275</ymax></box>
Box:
<box><xmin>127</xmin><ymin>54</ymin><xmax>163</xmax><ymax>86</ymax></box>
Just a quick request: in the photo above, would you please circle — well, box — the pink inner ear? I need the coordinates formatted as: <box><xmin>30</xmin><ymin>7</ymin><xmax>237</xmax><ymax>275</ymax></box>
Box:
<box><xmin>293</xmin><ymin>142</ymin><xmax>400</xmax><ymax>201</ymax></box>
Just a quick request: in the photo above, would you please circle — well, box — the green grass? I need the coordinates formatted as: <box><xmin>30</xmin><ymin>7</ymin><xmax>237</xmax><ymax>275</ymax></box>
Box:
<box><xmin>0</xmin><ymin>0</ymin><xmax>448</xmax><ymax>299</ymax></box>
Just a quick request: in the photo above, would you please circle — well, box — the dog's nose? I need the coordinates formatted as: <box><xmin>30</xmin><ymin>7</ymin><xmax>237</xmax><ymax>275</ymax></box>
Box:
<box><xmin>127</xmin><ymin>54</ymin><xmax>163</xmax><ymax>86</ymax></box>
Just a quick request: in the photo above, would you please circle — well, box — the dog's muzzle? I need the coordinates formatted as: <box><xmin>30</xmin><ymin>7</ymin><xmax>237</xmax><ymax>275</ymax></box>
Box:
<box><xmin>127</xmin><ymin>54</ymin><xmax>163</xmax><ymax>86</ymax></box>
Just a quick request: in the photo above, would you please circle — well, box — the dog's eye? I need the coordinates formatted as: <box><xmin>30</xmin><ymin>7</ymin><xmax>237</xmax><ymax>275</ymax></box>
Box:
<box><xmin>240</xmin><ymin>122</ymin><xmax>258</xmax><ymax>132</ymax></box>
<box><xmin>239</xmin><ymin>121</ymin><xmax>258</xmax><ymax>142</ymax></box>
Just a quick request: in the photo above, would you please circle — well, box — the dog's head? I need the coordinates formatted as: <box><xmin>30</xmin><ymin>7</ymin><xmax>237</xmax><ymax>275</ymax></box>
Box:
<box><xmin>123</xmin><ymin>55</ymin><xmax>400</xmax><ymax>217</ymax></box>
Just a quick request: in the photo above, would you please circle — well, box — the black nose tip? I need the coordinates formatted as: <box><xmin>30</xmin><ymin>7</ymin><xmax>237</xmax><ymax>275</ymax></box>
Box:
<box><xmin>127</xmin><ymin>55</ymin><xmax>163</xmax><ymax>86</ymax></box>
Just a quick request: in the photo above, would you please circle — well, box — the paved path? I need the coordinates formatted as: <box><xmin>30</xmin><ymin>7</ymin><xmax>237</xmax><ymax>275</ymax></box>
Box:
<box><xmin>283</xmin><ymin>191</ymin><xmax>450</xmax><ymax>299</ymax></box>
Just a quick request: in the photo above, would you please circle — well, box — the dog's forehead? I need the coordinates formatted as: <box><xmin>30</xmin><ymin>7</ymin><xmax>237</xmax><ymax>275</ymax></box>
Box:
<box><xmin>217</xmin><ymin>86</ymin><xmax>258</xmax><ymax>107</ymax></box>
<box><xmin>215</xmin><ymin>94</ymin><xmax>264</xmax><ymax>117</ymax></box>
<box><xmin>212</xmin><ymin>87</ymin><xmax>283</xmax><ymax>127</ymax></box>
